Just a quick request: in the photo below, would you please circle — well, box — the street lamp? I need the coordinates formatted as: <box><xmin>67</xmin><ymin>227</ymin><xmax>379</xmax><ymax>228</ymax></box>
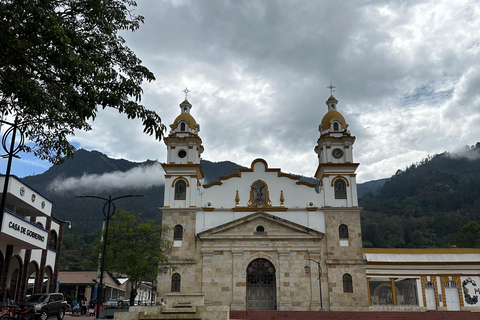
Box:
<box><xmin>76</xmin><ymin>194</ymin><xmax>143</xmax><ymax>319</ymax></box>
<box><xmin>304</xmin><ymin>259</ymin><xmax>324</xmax><ymax>311</ymax></box>
<box><xmin>0</xmin><ymin>116</ymin><xmax>24</xmax><ymax>231</ymax></box>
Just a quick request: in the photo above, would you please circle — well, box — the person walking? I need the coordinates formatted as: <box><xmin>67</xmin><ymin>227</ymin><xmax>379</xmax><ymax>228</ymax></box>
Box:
<box><xmin>80</xmin><ymin>297</ymin><xmax>87</xmax><ymax>316</ymax></box>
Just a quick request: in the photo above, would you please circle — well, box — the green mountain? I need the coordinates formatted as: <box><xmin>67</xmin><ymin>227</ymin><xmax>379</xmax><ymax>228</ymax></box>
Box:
<box><xmin>23</xmin><ymin>146</ymin><xmax>480</xmax><ymax>268</ymax></box>
<box><xmin>22</xmin><ymin>149</ymin><xmax>246</xmax><ymax>234</ymax></box>
<box><xmin>360</xmin><ymin>143</ymin><xmax>480</xmax><ymax>248</ymax></box>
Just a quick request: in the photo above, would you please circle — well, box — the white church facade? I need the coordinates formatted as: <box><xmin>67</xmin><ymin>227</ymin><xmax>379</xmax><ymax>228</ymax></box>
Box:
<box><xmin>157</xmin><ymin>93</ymin><xmax>369</xmax><ymax>311</ymax></box>
<box><xmin>156</xmin><ymin>92</ymin><xmax>480</xmax><ymax>313</ymax></box>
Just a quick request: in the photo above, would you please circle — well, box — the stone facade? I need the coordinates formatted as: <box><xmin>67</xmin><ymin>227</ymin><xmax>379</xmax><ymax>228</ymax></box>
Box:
<box><xmin>157</xmin><ymin>94</ymin><xmax>368</xmax><ymax>311</ymax></box>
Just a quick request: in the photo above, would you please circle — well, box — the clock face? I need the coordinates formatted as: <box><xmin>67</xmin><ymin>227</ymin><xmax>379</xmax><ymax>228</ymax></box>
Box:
<box><xmin>332</xmin><ymin>148</ymin><xmax>343</xmax><ymax>159</ymax></box>
<box><xmin>178</xmin><ymin>150</ymin><xmax>187</xmax><ymax>158</ymax></box>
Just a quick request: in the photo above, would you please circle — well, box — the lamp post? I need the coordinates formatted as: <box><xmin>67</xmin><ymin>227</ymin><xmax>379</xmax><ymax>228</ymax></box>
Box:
<box><xmin>0</xmin><ymin>116</ymin><xmax>24</xmax><ymax>231</ymax></box>
<box><xmin>304</xmin><ymin>259</ymin><xmax>324</xmax><ymax>311</ymax></box>
<box><xmin>76</xmin><ymin>194</ymin><xmax>143</xmax><ymax>319</ymax></box>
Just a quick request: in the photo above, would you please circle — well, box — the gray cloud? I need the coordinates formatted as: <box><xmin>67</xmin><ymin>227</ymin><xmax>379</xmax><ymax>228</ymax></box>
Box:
<box><xmin>48</xmin><ymin>163</ymin><xmax>165</xmax><ymax>193</ymax></box>
<box><xmin>9</xmin><ymin>0</ymin><xmax>480</xmax><ymax>184</ymax></box>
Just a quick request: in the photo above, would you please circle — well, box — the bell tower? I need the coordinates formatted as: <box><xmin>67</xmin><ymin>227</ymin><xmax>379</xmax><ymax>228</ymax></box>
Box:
<box><xmin>162</xmin><ymin>95</ymin><xmax>204</xmax><ymax>209</ymax></box>
<box><xmin>314</xmin><ymin>92</ymin><xmax>358</xmax><ymax>207</ymax></box>
<box><xmin>158</xmin><ymin>91</ymin><xmax>205</xmax><ymax>299</ymax></box>
<box><xmin>314</xmin><ymin>84</ymin><xmax>368</xmax><ymax>311</ymax></box>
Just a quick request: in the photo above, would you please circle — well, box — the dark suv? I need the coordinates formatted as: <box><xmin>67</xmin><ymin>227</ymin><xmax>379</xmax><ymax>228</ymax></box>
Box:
<box><xmin>20</xmin><ymin>293</ymin><xmax>68</xmax><ymax>320</ymax></box>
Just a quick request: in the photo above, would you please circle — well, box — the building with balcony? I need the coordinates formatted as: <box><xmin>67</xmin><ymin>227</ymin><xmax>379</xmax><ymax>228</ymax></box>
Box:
<box><xmin>0</xmin><ymin>175</ymin><xmax>64</xmax><ymax>305</ymax></box>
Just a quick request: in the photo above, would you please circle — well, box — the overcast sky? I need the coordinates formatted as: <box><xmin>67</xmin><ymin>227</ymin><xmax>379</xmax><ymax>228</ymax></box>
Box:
<box><xmin>3</xmin><ymin>0</ymin><xmax>480</xmax><ymax>183</ymax></box>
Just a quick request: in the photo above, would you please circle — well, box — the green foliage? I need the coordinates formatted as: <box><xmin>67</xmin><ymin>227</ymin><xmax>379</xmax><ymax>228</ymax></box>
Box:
<box><xmin>360</xmin><ymin>145</ymin><xmax>480</xmax><ymax>248</ymax></box>
<box><xmin>457</xmin><ymin>221</ymin><xmax>480</xmax><ymax>248</ymax></box>
<box><xmin>97</xmin><ymin>210</ymin><xmax>172</xmax><ymax>305</ymax></box>
<box><xmin>59</xmin><ymin>232</ymin><xmax>99</xmax><ymax>270</ymax></box>
<box><xmin>0</xmin><ymin>0</ymin><xmax>165</xmax><ymax>164</ymax></box>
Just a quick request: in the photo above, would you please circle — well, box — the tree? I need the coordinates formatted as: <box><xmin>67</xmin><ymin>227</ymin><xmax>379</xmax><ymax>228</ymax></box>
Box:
<box><xmin>100</xmin><ymin>210</ymin><xmax>172</xmax><ymax>305</ymax></box>
<box><xmin>0</xmin><ymin>0</ymin><xmax>165</xmax><ymax>164</ymax></box>
<box><xmin>457</xmin><ymin>221</ymin><xmax>480</xmax><ymax>248</ymax></box>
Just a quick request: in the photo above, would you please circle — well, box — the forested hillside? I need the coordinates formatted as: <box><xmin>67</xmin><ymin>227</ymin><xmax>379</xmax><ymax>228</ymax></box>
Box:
<box><xmin>19</xmin><ymin>144</ymin><xmax>480</xmax><ymax>270</ymax></box>
<box><xmin>360</xmin><ymin>143</ymin><xmax>480</xmax><ymax>248</ymax></box>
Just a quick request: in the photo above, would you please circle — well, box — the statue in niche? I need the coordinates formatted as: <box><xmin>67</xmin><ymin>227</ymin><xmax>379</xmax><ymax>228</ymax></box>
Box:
<box><xmin>251</xmin><ymin>182</ymin><xmax>266</xmax><ymax>207</ymax></box>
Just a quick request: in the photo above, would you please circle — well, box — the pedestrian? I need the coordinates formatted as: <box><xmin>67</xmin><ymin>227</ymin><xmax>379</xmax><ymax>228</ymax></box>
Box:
<box><xmin>81</xmin><ymin>297</ymin><xmax>87</xmax><ymax>316</ymax></box>
<box><xmin>88</xmin><ymin>299</ymin><xmax>95</xmax><ymax>316</ymax></box>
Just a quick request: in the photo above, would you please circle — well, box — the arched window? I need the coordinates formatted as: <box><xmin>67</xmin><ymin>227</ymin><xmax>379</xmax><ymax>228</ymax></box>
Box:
<box><xmin>48</xmin><ymin>230</ymin><xmax>57</xmax><ymax>250</ymax></box>
<box><xmin>180</xmin><ymin>122</ymin><xmax>186</xmax><ymax>131</ymax></box>
<box><xmin>339</xmin><ymin>224</ymin><xmax>349</xmax><ymax>239</ymax></box>
<box><xmin>333</xmin><ymin>122</ymin><xmax>339</xmax><ymax>131</ymax></box>
<box><xmin>174</xmin><ymin>225</ymin><xmax>183</xmax><ymax>240</ymax></box>
<box><xmin>171</xmin><ymin>273</ymin><xmax>181</xmax><ymax>292</ymax></box>
<box><xmin>334</xmin><ymin>179</ymin><xmax>347</xmax><ymax>199</ymax></box>
<box><xmin>343</xmin><ymin>274</ymin><xmax>353</xmax><ymax>293</ymax></box>
<box><xmin>175</xmin><ymin>180</ymin><xmax>186</xmax><ymax>199</ymax></box>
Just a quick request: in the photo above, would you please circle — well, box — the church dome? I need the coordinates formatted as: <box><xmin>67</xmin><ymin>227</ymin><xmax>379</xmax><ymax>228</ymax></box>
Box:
<box><xmin>172</xmin><ymin>112</ymin><xmax>197</xmax><ymax>130</ymax></box>
<box><xmin>321</xmin><ymin>110</ymin><xmax>348</xmax><ymax>130</ymax></box>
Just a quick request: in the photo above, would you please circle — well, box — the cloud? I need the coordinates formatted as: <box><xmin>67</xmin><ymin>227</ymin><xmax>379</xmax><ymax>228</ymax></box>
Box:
<box><xmin>9</xmin><ymin>0</ymin><xmax>480</xmax><ymax>185</ymax></box>
<box><xmin>48</xmin><ymin>163</ymin><xmax>165</xmax><ymax>192</ymax></box>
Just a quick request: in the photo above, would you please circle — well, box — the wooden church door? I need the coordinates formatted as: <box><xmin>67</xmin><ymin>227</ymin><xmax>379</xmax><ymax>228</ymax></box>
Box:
<box><xmin>246</xmin><ymin>258</ymin><xmax>276</xmax><ymax>310</ymax></box>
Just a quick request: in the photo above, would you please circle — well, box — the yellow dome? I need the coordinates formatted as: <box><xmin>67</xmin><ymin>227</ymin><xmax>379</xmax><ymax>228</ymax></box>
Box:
<box><xmin>321</xmin><ymin>110</ymin><xmax>347</xmax><ymax>130</ymax></box>
<box><xmin>172</xmin><ymin>112</ymin><xmax>197</xmax><ymax>130</ymax></box>
<box><xmin>327</xmin><ymin>95</ymin><xmax>337</xmax><ymax>101</ymax></box>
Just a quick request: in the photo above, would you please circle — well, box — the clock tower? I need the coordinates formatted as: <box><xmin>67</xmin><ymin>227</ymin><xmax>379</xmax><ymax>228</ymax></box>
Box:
<box><xmin>314</xmin><ymin>94</ymin><xmax>358</xmax><ymax>207</ymax></box>
<box><xmin>162</xmin><ymin>98</ymin><xmax>204</xmax><ymax>209</ymax></box>
<box><xmin>314</xmin><ymin>90</ymin><xmax>368</xmax><ymax>311</ymax></box>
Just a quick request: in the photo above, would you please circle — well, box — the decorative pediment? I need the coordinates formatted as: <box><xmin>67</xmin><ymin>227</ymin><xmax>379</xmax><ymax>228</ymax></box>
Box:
<box><xmin>197</xmin><ymin>211</ymin><xmax>323</xmax><ymax>240</ymax></box>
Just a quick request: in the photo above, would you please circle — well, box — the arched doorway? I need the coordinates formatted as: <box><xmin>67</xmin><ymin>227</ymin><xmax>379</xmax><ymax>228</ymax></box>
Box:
<box><xmin>7</xmin><ymin>256</ymin><xmax>22</xmax><ymax>303</ymax></box>
<box><xmin>27</xmin><ymin>262</ymin><xmax>39</xmax><ymax>295</ymax></box>
<box><xmin>246</xmin><ymin>258</ymin><xmax>276</xmax><ymax>310</ymax></box>
<box><xmin>42</xmin><ymin>267</ymin><xmax>53</xmax><ymax>293</ymax></box>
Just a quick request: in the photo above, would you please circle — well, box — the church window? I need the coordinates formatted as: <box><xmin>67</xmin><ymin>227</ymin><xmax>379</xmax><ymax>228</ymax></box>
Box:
<box><xmin>175</xmin><ymin>180</ymin><xmax>187</xmax><ymax>199</ymax></box>
<box><xmin>333</xmin><ymin>122</ymin><xmax>339</xmax><ymax>131</ymax></box>
<box><xmin>174</xmin><ymin>225</ymin><xmax>183</xmax><ymax>240</ymax></box>
<box><xmin>256</xmin><ymin>226</ymin><xmax>265</xmax><ymax>232</ymax></box>
<box><xmin>339</xmin><ymin>224</ymin><xmax>349</xmax><ymax>239</ymax></box>
<box><xmin>180</xmin><ymin>122</ymin><xmax>186</xmax><ymax>131</ymax></box>
<box><xmin>48</xmin><ymin>230</ymin><xmax>57</xmax><ymax>250</ymax></box>
<box><xmin>171</xmin><ymin>273</ymin><xmax>181</xmax><ymax>292</ymax></box>
<box><xmin>334</xmin><ymin>179</ymin><xmax>347</xmax><ymax>199</ymax></box>
<box><xmin>343</xmin><ymin>274</ymin><xmax>353</xmax><ymax>293</ymax></box>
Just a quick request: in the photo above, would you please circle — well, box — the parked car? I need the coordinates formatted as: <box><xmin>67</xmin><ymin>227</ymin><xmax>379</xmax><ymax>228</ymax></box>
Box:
<box><xmin>103</xmin><ymin>299</ymin><xmax>120</xmax><ymax>306</ymax></box>
<box><xmin>19</xmin><ymin>293</ymin><xmax>68</xmax><ymax>320</ymax></box>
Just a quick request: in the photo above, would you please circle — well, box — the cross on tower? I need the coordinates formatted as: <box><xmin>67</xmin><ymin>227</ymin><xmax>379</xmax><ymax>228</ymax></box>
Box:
<box><xmin>183</xmin><ymin>87</ymin><xmax>191</xmax><ymax>100</ymax></box>
<box><xmin>327</xmin><ymin>82</ymin><xmax>336</xmax><ymax>95</ymax></box>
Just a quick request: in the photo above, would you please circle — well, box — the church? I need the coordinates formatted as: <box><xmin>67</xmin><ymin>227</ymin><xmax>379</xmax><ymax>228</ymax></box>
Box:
<box><xmin>156</xmin><ymin>90</ymin><xmax>480</xmax><ymax>313</ymax></box>
<box><xmin>156</xmin><ymin>91</ymin><xmax>369</xmax><ymax>311</ymax></box>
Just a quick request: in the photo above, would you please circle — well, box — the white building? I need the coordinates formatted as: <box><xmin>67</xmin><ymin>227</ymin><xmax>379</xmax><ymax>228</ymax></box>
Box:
<box><xmin>157</xmin><ymin>94</ymin><xmax>368</xmax><ymax>311</ymax></box>
<box><xmin>0</xmin><ymin>175</ymin><xmax>64</xmax><ymax>304</ymax></box>
<box><xmin>156</xmin><ymin>93</ymin><xmax>480</xmax><ymax>313</ymax></box>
